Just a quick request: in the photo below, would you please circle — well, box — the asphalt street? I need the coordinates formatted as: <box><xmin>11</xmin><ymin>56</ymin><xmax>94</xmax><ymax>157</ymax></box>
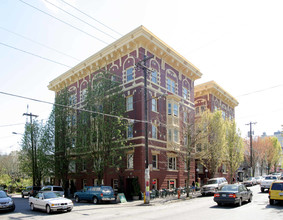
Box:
<box><xmin>1</xmin><ymin>185</ymin><xmax>282</xmax><ymax>220</ymax></box>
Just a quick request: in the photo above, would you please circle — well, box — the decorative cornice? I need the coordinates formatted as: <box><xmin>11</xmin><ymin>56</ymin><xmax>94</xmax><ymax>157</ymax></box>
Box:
<box><xmin>48</xmin><ymin>26</ymin><xmax>202</xmax><ymax>92</ymax></box>
<box><xmin>194</xmin><ymin>81</ymin><xmax>239</xmax><ymax>108</ymax></box>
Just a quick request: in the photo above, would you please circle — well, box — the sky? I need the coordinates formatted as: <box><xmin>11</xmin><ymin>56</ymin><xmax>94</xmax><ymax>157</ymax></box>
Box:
<box><xmin>1</xmin><ymin>0</ymin><xmax>283</xmax><ymax>154</ymax></box>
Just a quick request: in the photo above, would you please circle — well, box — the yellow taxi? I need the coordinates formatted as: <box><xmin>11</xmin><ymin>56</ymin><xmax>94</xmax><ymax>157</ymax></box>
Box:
<box><xmin>269</xmin><ymin>180</ymin><xmax>283</xmax><ymax>205</ymax></box>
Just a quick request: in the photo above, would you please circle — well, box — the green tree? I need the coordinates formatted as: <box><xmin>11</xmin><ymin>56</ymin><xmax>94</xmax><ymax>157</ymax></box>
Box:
<box><xmin>54</xmin><ymin>87</ymin><xmax>72</xmax><ymax>194</ymax></box>
<box><xmin>226</xmin><ymin>120</ymin><xmax>244</xmax><ymax>183</ymax></box>
<box><xmin>75</xmin><ymin>71</ymin><xmax>128</xmax><ymax>185</ymax></box>
<box><xmin>198</xmin><ymin>110</ymin><xmax>226</xmax><ymax>178</ymax></box>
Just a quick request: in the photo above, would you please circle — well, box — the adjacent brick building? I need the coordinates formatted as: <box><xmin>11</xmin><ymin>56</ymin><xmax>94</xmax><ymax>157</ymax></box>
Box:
<box><xmin>48</xmin><ymin>26</ymin><xmax>202</xmax><ymax>197</ymax></box>
<box><xmin>194</xmin><ymin>81</ymin><xmax>239</xmax><ymax>183</ymax></box>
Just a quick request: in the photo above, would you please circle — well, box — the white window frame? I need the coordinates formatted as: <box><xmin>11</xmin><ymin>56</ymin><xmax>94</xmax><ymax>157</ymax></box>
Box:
<box><xmin>152</xmin><ymin>124</ymin><xmax>157</xmax><ymax>139</ymax></box>
<box><xmin>174</xmin><ymin>129</ymin><xmax>179</xmax><ymax>143</ymax></box>
<box><xmin>127</xmin><ymin>154</ymin><xmax>134</xmax><ymax>169</ymax></box>
<box><xmin>168</xmin><ymin>157</ymin><xmax>177</xmax><ymax>170</ymax></box>
<box><xmin>127</xmin><ymin>124</ymin><xmax>133</xmax><ymax>139</ymax></box>
<box><xmin>152</xmin><ymin>155</ymin><xmax>158</xmax><ymax>169</ymax></box>
<box><xmin>173</xmin><ymin>104</ymin><xmax>178</xmax><ymax>117</ymax></box>
<box><xmin>167</xmin><ymin>78</ymin><xmax>175</xmax><ymax>93</ymax></box>
<box><xmin>168</xmin><ymin>103</ymin><xmax>172</xmax><ymax>115</ymax></box>
<box><xmin>152</xmin><ymin>98</ymin><xmax>157</xmax><ymax>112</ymax></box>
<box><xmin>126</xmin><ymin>67</ymin><xmax>134</xmax><ymax>82</ymax></box>
<box><xmin>183</xmin><ymin>87</ymin><xmax>188</xmax><ymax>99</ymax></box>
<box><xmin>126</xmin><ymin>96</ymin><xmax>133</xmax><ymax>111</ymax></box>
<box><xmin>151</xmin><ymin>70</ymin><xmax>157</xmax><ymax>83</ymax></box>
<box><xmin>69</xmin><ymin>161</ymin><xmax>76</xmax><ymax>173</ymax></box>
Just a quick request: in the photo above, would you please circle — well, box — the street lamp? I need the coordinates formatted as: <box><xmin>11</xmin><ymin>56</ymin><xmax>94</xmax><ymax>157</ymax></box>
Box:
<box><xmin>205</xmin><ymin>169</ymin><xmax>208</xmax><ymax>179</ymax></box>
<box><xmin>196</xmin><ymin>168</ymin><xmax>199</xmax><ymax>180</ymax></box>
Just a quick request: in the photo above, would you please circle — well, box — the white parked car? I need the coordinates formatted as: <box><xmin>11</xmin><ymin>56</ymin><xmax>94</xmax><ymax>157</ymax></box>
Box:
<box><xmin>260</xmin><ymin>175</ymin><xmax>278</xmax><ymax>192</ymax></box>
<box><xmin>201</xmin><ymin>177</ymin><xmax>228</xmax><ymax>196</ymax></box>
<box><xmin>29</xmin><ymin>192</ymin><xmax>73</xmax><ymax>214</ymax></box>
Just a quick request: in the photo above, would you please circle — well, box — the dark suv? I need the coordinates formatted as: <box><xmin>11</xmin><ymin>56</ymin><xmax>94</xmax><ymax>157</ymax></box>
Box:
<box><xmin>22</xmin><ymin>186</ymin><xmax>42</xmax><ymax>198</ymax></box>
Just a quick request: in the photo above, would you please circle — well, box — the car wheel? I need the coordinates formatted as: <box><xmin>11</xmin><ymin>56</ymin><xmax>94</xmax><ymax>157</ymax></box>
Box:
<box><xmin>22</xmin><ymin>194</ymin><xmax>24</xmax><ymax>198</ymax></box>
<box><xmin>46</xmin><ymin>205</ymin><xmax>52</xmax><ymax>214</ymax></box>
<box><xmin>269</xmin><ymin>199</ymin><xmax>274</xmax><ymax>205</ymax></box>
<box><xmin>248</xmin><ymin>195</ymin><xmax>252</xmax><ymax>203</ymax></box>
<box><xmin>75</xmin><ymin>196</ymin><xmax>80</xmax><ymax>203</ymax></box>
<box><xmin>238</xmin><ymin>198</ymin><xmax>242</xmax><ymax>206</ymax></box>
<box><xmin>67</xmin><ymin>208</ymin><xmax>72</xmax><ymax>212</ymax></box>
<box><xmin>30</xmin><ymin>203</ymin><xmax>34</xmax><ymax>211</ymax></box>
<box><xmin>92</xmin><ymin>196</ymin><xmax>98</xmax><ymax>204</ymax></box>
<box><xmin>261</xmin><ymin>188</ymin><xmax>264</xmax><ymax>193</ymax></box>
<box><xmin>217</xmin><ymin>202</ymin><xmax>222</xmax><ymax>206</ymax></box>
<box><xmin>11</xmin><ymin>204</ymin><xmax>15</xmax><ymax>212</ymax></box>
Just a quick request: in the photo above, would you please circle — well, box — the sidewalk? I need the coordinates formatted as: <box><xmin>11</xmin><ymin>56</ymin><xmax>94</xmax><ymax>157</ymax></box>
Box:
<box><xmin>120</xmin><ymin>191</ymin><xmax>202</xmax><ymax>206</ymax></box>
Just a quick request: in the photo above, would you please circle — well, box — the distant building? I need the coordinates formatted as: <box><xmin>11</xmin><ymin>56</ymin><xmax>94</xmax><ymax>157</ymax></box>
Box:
<box><xmin>194</xmin><ymin>81</ymin><xmax>239</xmax><ymax>183</ymax></box>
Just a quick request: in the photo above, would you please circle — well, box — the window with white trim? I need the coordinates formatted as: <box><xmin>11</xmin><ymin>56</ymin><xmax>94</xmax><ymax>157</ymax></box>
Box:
<box><xmin>126</xmin><ymin>96</ymin><xmax>133</xmax><ymax>111</ymax></box>
<box><xmin>69</xmin><ymin>94</ymin><xmax>76</xmax><ymax>106</ymax></box>
<box><xmin>127</xmin><ymin>124</ymin><xmax>133</xmax><ymax>138</ymax></box>
<box><xmin>168</xmin><ymin>103</ymin><xmax>172</xmax><ymax>115</ymax></box>
<box><xmin>126</xmin><ymin>67</ymin><xmax>133</xmax><ymax>82</ymax></box>
<box><xmin>168</xmin><ymin>129</ymin><xmax>172</xmax><ymax>141</ymax></box>
<box><xmin>152</xmin><ymin>98</ymin><xmax>157</xmax><ymax>112</ymax></box>
<box><xmin>174</xmin><ymin>129</ymin><xmax>179</xmax><ymax>143</ymax></box>
<box><xmin>168</xmin><ymin>157</ymin><xmax>177</xmax><ymax>170</ymax></box>
<box><xmin>81</xmin><ymin>89</ymin><xmax>87</xmax><ymax>102</ymax></box>
<box><xmin>151</xmin><ymin>70</ymin><xmax>157</xmax><ymax>83</ymax></box>
<box><xmin>152</xmin><ymin>124</ymin><xmax>157</xmax><ymax>139</ymax></box>
<box><xmin>173</xmin><ymin>104</ymin><xmax>178</xmax><ymax>116</ymax></box>
<box><xmin>69</xmin><ymin>161</ymin><xmax>76</xmax><ymax>173</ymax></box>
<box><xmin>127</xmin><ymin>154</ymin><xmax>133</xmax><ymax>169</ymax></box>
<box><xmin>152</xmin><ymin>155</ymin><xmax>158</xmax><ymax>169</ymax></box>
<box><xmin>167</xmin><ymin>78</ymin><xmax>175</xmax><ymax>93</ymax></box>
<box><xmin>183</xmin><ymin>87</ymin><xmax>188</xmax><ymax>99</ymax></box>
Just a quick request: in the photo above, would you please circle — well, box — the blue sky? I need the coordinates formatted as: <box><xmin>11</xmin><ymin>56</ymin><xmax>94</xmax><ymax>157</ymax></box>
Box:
<box><xmin>1</xmin><ymin>0</ymin><xmax>283</xmax><ymax>154</ymax></box>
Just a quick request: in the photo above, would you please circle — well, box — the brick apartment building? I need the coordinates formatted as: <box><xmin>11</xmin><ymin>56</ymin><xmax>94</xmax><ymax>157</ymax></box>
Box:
<box><xmin>194</xmin><ymin>81</ymin><xmax>239</xmax><ymax>183</ymax></box>
<box><xmin>48</xmin><ymin>26</ymin><xmax>202</xmax><ymax>197</ymax></box>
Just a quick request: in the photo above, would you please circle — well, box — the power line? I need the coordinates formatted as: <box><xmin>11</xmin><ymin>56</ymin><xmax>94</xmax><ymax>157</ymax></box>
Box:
<box><xmin>236</xmin><ymin>84</ymin><xmax>283</xmax><ymax>98</ymax></box>
<box><xmin>0</xmin><ymin>123</ymin><xmax>25</xmax><ymax>128</ymax></box>
<box><xmin>0</xmin><ymin>26</ymin><xmax>80</xmax><ymax>61</ymax></box>
<box><xmin>60</xmin><ymin>0</ymin><xmax>123</xmax><ymax>37</ymax></box>
<box><xmin>44</xmin><ymin>0</ymin><xmax>117</xmax><ymax>40</ymax></box>
<box><xmin>0</xmin><ymin>42</ymin><xmax>71</xmax><ymax>68</ymax></box>
<box><xmin>18</xmin><ymin>0</ymin><xmax>109</xmax><ymax>45</ymax></box>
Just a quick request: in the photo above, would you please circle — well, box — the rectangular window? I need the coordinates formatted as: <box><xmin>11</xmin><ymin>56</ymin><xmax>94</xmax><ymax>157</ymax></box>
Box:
<box><xmin>173</xmin><ymin>104</ymin><xmax>178</xmax><ymax>116</ymax></box>
<box><xmin>126</xmin><ymin>96</ymin><xmax>133</xmax><ymax>111</ymax></box>
<box><xmin>174</xmin><ymin>129</ymin><xmax>179</xmax><ymax>142</ymax></box>
<box><xmin>127</xmin><ymin>154</ymin><xmax>133</xmax><ymax>169</ymax></box>
<box><xmin>152</xmin><ymin>98</ymin><xmax>157</xmax><ymax>112</ymax></box>
<box><xmin>126</xmin><ymin>68</ymin><xmax>133</xmax><ymax>81</ymax></box>
<box><xmin>151</xmin><ymin>70</ymin><xmax>157</xmax><ymax>83</ymax></box>
<box><xmin>168</xmin><ymin>157</ymin><xmax>177</xmax><ymax>170</ymax></box>
<box><xmin>183</xmin><ymin>111</ymin><xmax>187</xmax><ymax>123</ymax></box>
<box><xmin>152</xmin><ymin>125</ymin><xmax>157</xmax><ymax>139</ymax></box>
<box><xmin>168</xmin><ymin>129</ymin><xmax>172</xmax><ymax>141</ymax></box>
<box><xmin>167</xmin><ymin>79</ymin><xmax>175</xmax><ymax>93</ymax></box>
<box><xmin>127</xmin><ymin>124</ymin><xmax>133</xmax><ymax>138</ymax></box>
<box><xmin>201</xmin><ymin>105</ymin><xmax>206</xmax><ymax>113</ymax></box>
<box><xmin>69</xmin><ymin>94</ymin><xmax>76</xmax><ymax>106</ymax></box>
<box><xmin>152</xmin><ymin>155</ymin><xmax>158</xmax><ymax>169</ymax></box>
<box><xmin>69</xmin><ymin>161</ymin><xmax>76</xmax><ymax>173</ymax></box>
<box><xmin>183</xmin><ymin>88</ymin><xmax>188</xmax><ymax>99</ymax></box>
<box><xmin>81</xmin><ymin>89</ymin><xmax>87</xmax><ymax>102</ymax></box>
<box><xmin>82</xmin><ymin>161</ymin><xmax>86</xmax><ymax>171</ymax></box>
<box><xmin>168</xmin><ymin>103</ymin><xmax>172</xmax><ymax>115</ymax></box>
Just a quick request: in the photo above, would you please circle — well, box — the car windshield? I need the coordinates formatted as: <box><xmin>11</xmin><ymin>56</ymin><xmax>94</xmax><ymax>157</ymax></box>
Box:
<box><xmin>207</xmin><ymin>180</ymin><xmax>218</xmax><ymax>184</ymax></box>
<box><xmin>0</xmin><ymin>191</ymin><xmax>7</xmax><ymax>198</ymax></box>
<box><xmin>102</xmin><ymin>186</ymin><xmax>113</xmax><ymax>193</ymax></box>
<box><xmin>43</xmin><ymin>192</ymin><xmax>61</xmax><ymax>199</ymax></box>
<box><xmin>248</xmin><ymin>177</ymin><xmax>253</xmax><ymax>180</ymax></box>
<box><xmin>221</xmin><ymin>185</ymin><xmax>238</xmax><ymax>192</ymax></box>
<box><xmin>265</xmin><ymin>176</ymin><xmax>277</xmax><ymax>180</ymax></box>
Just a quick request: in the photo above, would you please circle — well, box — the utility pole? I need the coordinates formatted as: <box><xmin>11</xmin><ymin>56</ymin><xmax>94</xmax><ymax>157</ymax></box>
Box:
<box><xmin>136</xmin><ymin>55</ymin><xmax>153</xmax><ymax>204</ymax></box>
<box><xmin>246</xmin><ymin>122</ymin><xmax>256</xmax><ymax>177</ymax></box>
<box><xmin>23</xmin><ymin>112</ymin><xmax>38</xmax><ymax>186</ymax></box>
